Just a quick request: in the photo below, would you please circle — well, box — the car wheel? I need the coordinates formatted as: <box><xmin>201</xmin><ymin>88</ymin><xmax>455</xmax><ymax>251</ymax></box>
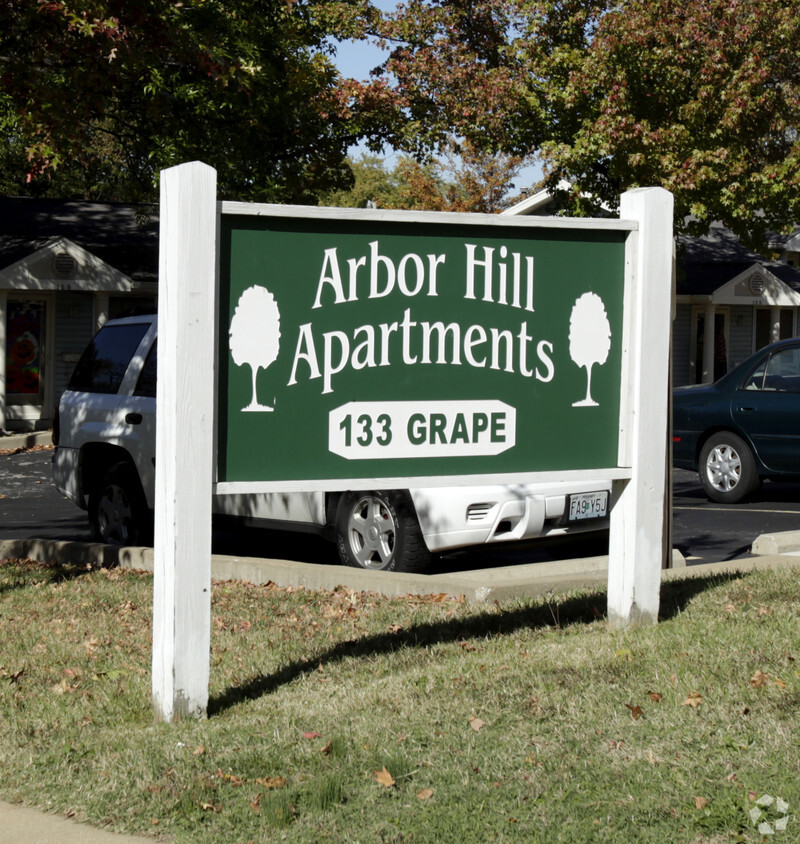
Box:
<box><xmin>89</xmin><ymin>463</ymin><xmax>151</xmax><ymax>546</ymax></box>
<box><xmin>336</xmin><ymin>490</ymin><xmax>432</xmax><ymax>573</ymax></box>
<box><xmin>698</xmin><ymin>432</ymin><xmax>760</xmax><ymax>504</ymax></box>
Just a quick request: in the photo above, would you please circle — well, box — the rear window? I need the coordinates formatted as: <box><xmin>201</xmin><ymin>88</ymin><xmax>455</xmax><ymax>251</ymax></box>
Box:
<box><xmin>67</xmin><ymin>323</ymin><xmax>150</xmax><ymax>394</ymax></box>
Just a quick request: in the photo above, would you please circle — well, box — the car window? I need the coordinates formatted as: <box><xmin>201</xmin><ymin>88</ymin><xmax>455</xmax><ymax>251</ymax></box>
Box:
<box><xmin>134</xmin><ymin>341</ymin><xmax>157</xmax><ymax>398</ymax></box>
<box><xmin>764</xmin><ymin>347</ymin><xmax>800</xmax><ymax>392</ymax></box>
<box><xmin>742</xmin><ymin>347</ymin><xmax>800</xmax><ymax>392</ymax></box>
<box><xmin>67</xmin><ymin>323</ymin><xmax>150</xmax><ymax>394</ymax></box>
<box><xmin>741</xmin><ymin>361</ymin><xmax>767</xmax><ymax>390</ymax></box>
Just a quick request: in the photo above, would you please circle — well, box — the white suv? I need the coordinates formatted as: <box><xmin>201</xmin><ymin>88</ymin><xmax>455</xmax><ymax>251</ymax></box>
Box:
<box><xmin>53</xmin><ymin>315</ymin><xmax>611</xmax><ymax>573</ymax></box>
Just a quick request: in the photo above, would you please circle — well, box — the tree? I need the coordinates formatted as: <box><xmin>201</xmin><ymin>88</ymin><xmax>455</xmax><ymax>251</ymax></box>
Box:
<box><xmin>543</xmin><ymin>0</ymin><xmax>800</xmax><ymax>249</ymax></box>
<box><xmin>322</xmin><ymin>142</ymin><xmax>525</xmax><ymax>212</ymax></box>
<box><xmin>349</xmin><ymin>0</ymin><xmax>800</xmax><ymax>249</ymax></box>
<box><xmin>0</xmin><ymin>0</ymin><xmax>365</xmax><ymax>203</ymax></box>
<box><xmin>229</xmin><ymin>285</ymin><xmax>281</xmax><ymax>412</ymax></box>
<box><xmin>320</xmin><ymin>154</ymin><xmax>405</xmax><ymax>208</ymax></box>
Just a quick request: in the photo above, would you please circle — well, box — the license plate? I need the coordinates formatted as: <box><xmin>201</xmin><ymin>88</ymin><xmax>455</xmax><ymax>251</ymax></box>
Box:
<box><xmin>567</xmin><ymin>491</ymin><xmax>608</xmax><ymax>521</ymax></box>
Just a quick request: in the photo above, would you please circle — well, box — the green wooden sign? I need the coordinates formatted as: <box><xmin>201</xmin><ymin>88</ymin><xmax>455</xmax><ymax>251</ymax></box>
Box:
<box><xmin>217</xmin><ymin>209</ymin><xmax>628</xmax><ymax>486</ymax></box>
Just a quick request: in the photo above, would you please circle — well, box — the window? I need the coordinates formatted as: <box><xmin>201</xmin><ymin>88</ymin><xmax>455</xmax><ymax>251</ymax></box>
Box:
<box><xmin>755</xmin><ymin>308</ymin><xmax>795</xmax><ymax>350</ymax></box>
<box><xmin>742</xmin><ymin>346</ymin><xmax>800</xmax><ymax>392</ymax></box>
<box><xmin>134</xmin><ymin>341</ymin><xmax>157</xmax><ymax>398</ymax></box>
<box><xmin>68</xmin><ymin>323</ymin><xmax>149</xmax><ymax>394</ymax></box>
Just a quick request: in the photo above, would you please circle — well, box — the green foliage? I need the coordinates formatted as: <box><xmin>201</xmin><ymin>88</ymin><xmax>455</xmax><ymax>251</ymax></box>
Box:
<box><xmin>323</xmin><ymin>144</ymin><xmax>526</xmax><ymax>212</ymax></box>
<box><xmin>0</xmin><ymin>0</ymin><xmax>365</xmax><ymax>202</ymax></box>
<box><xmin>350</xmin><ymin>0</ymin><xmax>800</xmax><ymax>248</ymax></box>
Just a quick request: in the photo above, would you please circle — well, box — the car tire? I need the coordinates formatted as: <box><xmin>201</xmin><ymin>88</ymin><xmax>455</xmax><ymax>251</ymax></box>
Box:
<box><xmin>698</xmin><ymin>432</ymin><xmax>760</xmax><ymax>504</ymax></box>
<box><xmin>89</xmin><ymin>462</ymin><xmax>152</xmax><ymax>546</ymax></box>
<box><xmin>336</xmin><ymin>490</ymin><xmax>432</xmax><ymax>573</ymax></box>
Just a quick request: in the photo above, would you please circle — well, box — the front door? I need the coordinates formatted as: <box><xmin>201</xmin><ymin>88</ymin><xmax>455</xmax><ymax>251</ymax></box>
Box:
<box><xmin>5</xmin><ymin>298</ymin><xmax>48</xmax><ymax>421</ymax></box>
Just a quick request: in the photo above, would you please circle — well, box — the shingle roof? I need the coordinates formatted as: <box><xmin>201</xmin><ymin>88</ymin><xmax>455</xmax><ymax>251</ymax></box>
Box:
<box><xmin>0</xmin><ymin>198</ymin><xmax>159</xmax><ymax>284</ymax></box>
<box><xmin>677</xmin><ymin>221</ymin><xmax>800</xmax><ymax>296</ymax></box>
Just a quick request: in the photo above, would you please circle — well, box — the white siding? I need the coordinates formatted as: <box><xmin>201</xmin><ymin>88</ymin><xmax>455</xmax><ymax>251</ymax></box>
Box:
<box><xmin>728</xmin><ymin>306</ymin><xmax>754</xmax><ymax>371</ymax></box>
<box><xmin>53</xmin><ymin>292</ymin><xmax>94</xmax><ymax>401</ymax></box>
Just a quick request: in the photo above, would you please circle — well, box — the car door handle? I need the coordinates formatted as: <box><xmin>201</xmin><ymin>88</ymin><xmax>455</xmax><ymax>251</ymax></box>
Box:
<box><xmin>125</xmin><ymin>412</ymin><xmax>143</xmax><ymax>425</ymax></box>
<box><xmin>736</xmin><ymin>406</ymin><xmax>756</xmax><ymax>413</ymax></box>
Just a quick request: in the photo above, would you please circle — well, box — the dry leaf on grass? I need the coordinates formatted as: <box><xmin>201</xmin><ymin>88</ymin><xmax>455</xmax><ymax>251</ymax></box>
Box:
<box><xmin>255</xmin><ymin>776</ymin><xmax>286</xmax><ymax>790</ymax></box>
<box><xmin>625</xmin><ymin>703</ymin><xmax>644</xmax><ymax>720</ymax></box>
<box><xmin>682</xmin><ymin>691</ymin><xmax>702</xmax><ymax>708</ymax></box>
<box><xmin>374</xmin><ymin>767</ymin><xmax>395</xmax><ymax>788</ymax></box>
<box><xmin>694</xmin><ymin>796</ymin><xmax>708</xmax><ymax>811</ymax></box>
<box><xmin>417</xmin><ymin>788</ymin><xmax>434</xmax><ymax>800</ymax></box>
<box><xmin>469</xmin><ymin>717</ymin><xmax>485</xmax><ymax>732</ymax></box>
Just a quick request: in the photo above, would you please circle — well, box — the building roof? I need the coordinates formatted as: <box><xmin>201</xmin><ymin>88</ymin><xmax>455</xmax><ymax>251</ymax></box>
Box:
<box><xmin>0</xmin><ymin>198</ymin><xmax>159</xmax><ymax>285</ymax></box>
<box><xmin>678</xmin><ymin>221</ymin><xmax>800</xmax><ymax>296</ymax></box>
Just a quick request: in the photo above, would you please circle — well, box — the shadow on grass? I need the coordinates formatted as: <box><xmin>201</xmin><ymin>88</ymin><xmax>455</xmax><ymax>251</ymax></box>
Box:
<box><xmin>209</xmin><ymin>570</ymin><xmax>740</xmax><ymax>716</ymax></box>
<box><xmin>0</xmin><ymin>557</ymin><xmax>99</xmax><ymax>595</ymax></box>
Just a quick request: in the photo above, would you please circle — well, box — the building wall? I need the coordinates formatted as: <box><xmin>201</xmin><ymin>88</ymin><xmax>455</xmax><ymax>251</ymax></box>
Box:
<box><xmin>672</xmin><ymin>303</ymin><xmax>692</xmax><ymax>387</ymax></box>
<box><xmin>53</xmin><ymin>292</ymin><xmax>95</xmax><ymax>402</ymax></box>
<box><xmin>728</xmin><ymin>306</ymin><xmax>754</xmax><ymax>372</ymax></box>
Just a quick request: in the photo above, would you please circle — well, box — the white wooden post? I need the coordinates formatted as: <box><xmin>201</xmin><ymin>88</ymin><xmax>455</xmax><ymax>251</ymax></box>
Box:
<box><xmin>152</xmin><ymin>162</ymin><xmax>217</xmax><ymax>721</ymax></box>
<box><xmin>608</xmin><ymin>187</ymin><xmax>674</xmax><ymax>628</ymax></box>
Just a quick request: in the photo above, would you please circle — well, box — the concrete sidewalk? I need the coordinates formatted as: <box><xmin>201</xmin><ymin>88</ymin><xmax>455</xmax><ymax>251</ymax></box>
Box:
<box><xmin>0</xmin><ymin>800</ymin><xmax>152</xmax><ymax>844</ymax></box>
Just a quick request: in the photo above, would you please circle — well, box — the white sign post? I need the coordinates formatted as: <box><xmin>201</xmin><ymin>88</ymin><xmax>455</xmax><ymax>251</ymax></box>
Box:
<box><xmin>152</xmin><ymin>162</ymin><xmax>217</xmax><ymax>721</ymax></box>
<box><xmin>608</xmin><ymin>187</ymin><xmax>674</xmax><ymax>628</ymax></box>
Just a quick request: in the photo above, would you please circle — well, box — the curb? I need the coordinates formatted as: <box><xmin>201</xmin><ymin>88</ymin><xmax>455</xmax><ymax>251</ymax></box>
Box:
<box><xmin>751</xmin><ymin>531</ymin><xmax>800</xmax><ymax>556</ymax></box>
<box><xmin>0</xmin><ymin>430</ymin><xmax>53</xmax><ymax>451</ymax></box>
<box><xmin>14</xmin><ymin>537</ymin><xmax>785</xmax><ymax>605</ymax></box>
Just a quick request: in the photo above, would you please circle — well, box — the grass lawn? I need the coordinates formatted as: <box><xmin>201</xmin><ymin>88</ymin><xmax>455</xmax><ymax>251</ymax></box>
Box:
<box><xmin>0</xmin><ymin>557</ymin><xmax>798</xmax><ymax>843</ymax></box>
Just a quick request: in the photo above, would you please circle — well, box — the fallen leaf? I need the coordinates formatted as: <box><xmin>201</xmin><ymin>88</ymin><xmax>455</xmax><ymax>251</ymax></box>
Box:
<box><xmin>694</xmin><ymin>796</ymin><xmax>708</xmax><ymax>811</ymax></box>
<box><xmin>417</xmin><ymin>788</ymin><xmax>434</xmax><ymax>801</ymax></box>
<box><xmin>374</xmin><ymin>767</ymin><xmax>395</xmax><ymax>788</ymax></box>
<box><xmin>255</xmin><ymin>776</ymin><xmax>286</xmax><ymax>790</ymax></box>
<box><xmin>193</xmin><ymin>745</ymin><xmax>206</xmax><ymax>756</ymax></box>
<box><xmin>625</xmin><ymin>703</ymin><xmax>644</xmax><ymax>720</ymax></box>
<box><xmin>458</xmin><ymin>640</ymin><xmax>477</xmax><ymax>652</ymax></box>
<box><xmin>647</xmin><ymin>691</ymin><xmax>662</xmax><ymax>703</ymax></box>
<box><xmin>469</xmin><ymin>717</ymin><xmax>485</xmax><ymax>732</ymax></box>
<box><xmin>320</xmin><ymin>741</ymin><xmax>332</xmax><ymax>755</ymax></box>
<box><xmin>682</xmin><ymin>691</ymin><xmax>702</xmax><ymax>708</ymax></box>
<box><xmin>304</xmin><ymin>731</ymin><xmax>322</xmax><ymax>740</ymax></box>
<box><xmin>750</xmin><ymin>670</ymin><xmax>768</xmax><ymax>688</ymax></box>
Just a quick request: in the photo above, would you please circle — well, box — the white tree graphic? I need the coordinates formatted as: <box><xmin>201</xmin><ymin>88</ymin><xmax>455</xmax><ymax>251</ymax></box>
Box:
<box><xmin>569</xmin><ymin>292</ymin><xmax>611</xmax><ymax>407</ymax></box>
<box><xmin>229</xmin><ymin>285</ymin><xmax>281</xmax><ymax>412</ymax></box>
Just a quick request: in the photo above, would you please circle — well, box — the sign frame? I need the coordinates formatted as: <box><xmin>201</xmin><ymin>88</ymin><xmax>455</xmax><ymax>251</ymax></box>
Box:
<box><xmin>215</xmin><ymin>201</ymin><xmax>638</xmax><ymax>493</ymax></box>
<box><xmin>152</xmin><ymin>162</ymin><xmax>673</xmax><ymax>722</ymax></box>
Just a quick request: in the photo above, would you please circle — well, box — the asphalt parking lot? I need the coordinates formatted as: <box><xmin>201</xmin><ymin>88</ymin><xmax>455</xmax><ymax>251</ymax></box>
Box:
<box><xmin>3</xmin><ymin>435</ymin><xmax>800</xmax><ymax>572</ymax></box>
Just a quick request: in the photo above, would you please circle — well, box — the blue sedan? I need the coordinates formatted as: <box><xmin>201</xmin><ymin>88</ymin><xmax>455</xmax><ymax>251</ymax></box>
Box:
<box><xmin>673</xmin><ymin>338</ymin><xmax>800</xmax><ymax>503</ymax></box>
